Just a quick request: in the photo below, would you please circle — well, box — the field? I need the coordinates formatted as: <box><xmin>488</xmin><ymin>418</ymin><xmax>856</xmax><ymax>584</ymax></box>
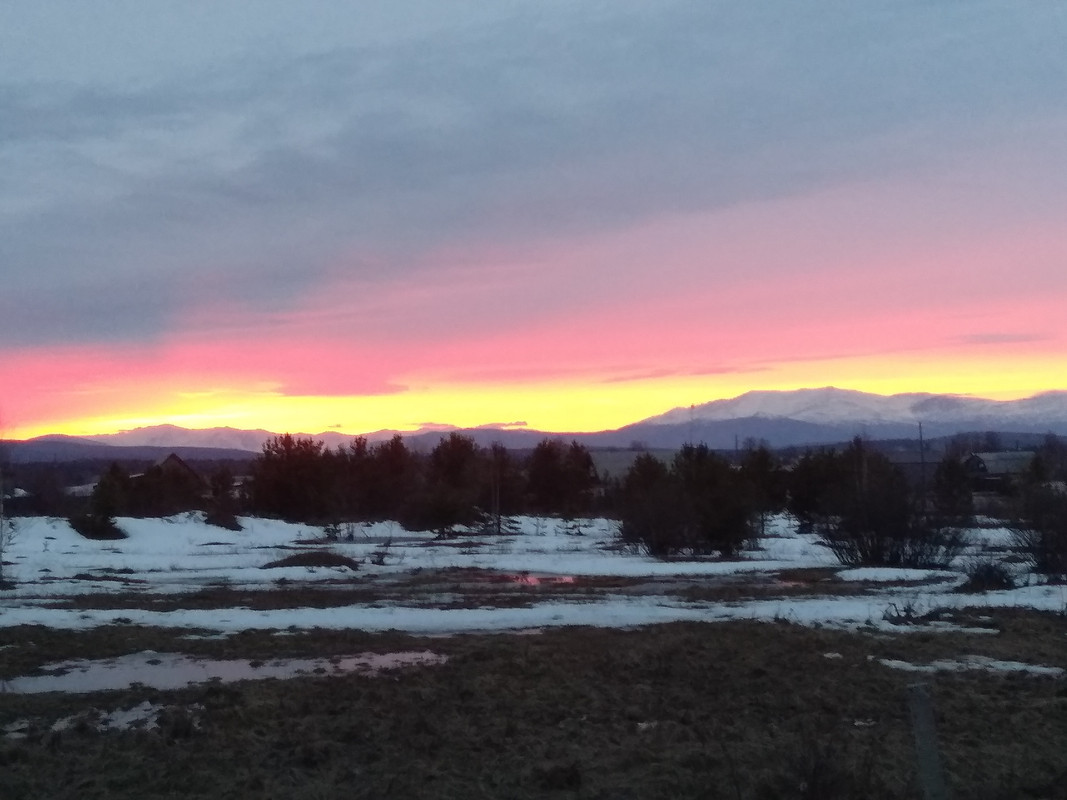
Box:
<box><xmin>2</xmin><ymin>515</ymin><xmax>1067</xmax><ymax>798</ymax></box>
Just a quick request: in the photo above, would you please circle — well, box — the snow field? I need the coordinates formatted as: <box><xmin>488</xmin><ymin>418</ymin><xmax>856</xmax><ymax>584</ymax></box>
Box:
<box><xmin>0</xmin><ymin>513</ymin><xmax>1061</xmax><ymax>635</ymax></box>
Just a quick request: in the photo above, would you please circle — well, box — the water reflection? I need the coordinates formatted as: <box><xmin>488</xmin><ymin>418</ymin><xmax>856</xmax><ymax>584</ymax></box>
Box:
<box><xmin>507</xmin><ymin>574</ymin><xmax>576</xmax><ymax>586</ymax></box>
<box><xmin>1</xmin><ymin>650</ymin><xmax>446</xmax><ymax>694</ymax></box>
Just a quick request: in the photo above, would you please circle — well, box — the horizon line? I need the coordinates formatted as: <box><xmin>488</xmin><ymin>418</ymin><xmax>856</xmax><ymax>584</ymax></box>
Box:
<box><xmin>8</xmin><ymin>385</ymin><xmax>1066</xmax><ymax>443</ymax></box>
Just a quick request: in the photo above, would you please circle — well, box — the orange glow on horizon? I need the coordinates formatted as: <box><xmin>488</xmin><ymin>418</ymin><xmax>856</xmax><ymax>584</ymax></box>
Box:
<box><xmin>5</xmin><ymin>161</ymin><xmax>1066</xmax><ymax>442</ymax></box>
<box><xmin>6</xmin><ymin>346</ymin><xmax>1063</xmax><ymax>441</ymax></box>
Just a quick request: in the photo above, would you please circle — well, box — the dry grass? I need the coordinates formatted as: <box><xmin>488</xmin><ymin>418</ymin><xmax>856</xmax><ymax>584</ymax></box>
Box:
<box><xmin>3</xmin><ymin>613</ymin><xmax>1067</xmax><ymax>799</ymax></box>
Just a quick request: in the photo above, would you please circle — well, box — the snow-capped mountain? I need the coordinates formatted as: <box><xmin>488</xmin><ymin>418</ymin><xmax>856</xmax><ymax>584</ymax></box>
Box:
<box><xmin>13</xmin><ymin>388</ymin><xmax>1067</xmax><ymax>458</ymax></box>
<box><xmin>645</xmin><ymin>387</ymin><xmax>1067</xmax><ymax>430</ymax></box>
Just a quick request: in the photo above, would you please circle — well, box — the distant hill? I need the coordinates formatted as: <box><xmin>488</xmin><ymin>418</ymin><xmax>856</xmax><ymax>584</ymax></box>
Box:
<box><xmin>7</xmin><ymin>387</ymin><xmax>1066</xmax><ymax>461</ymax></box>
<box><xmin>79</xmin><ymin>424</ymin><xmax>364</xmax><ymax>452</ymax></box>
<box><xmin>2</xmin><ymin>435</ymin><xmax>256</xmax><ymax>464</ymax></box>
<box><xmin>633</xmin><ymin>387</ymin><xmax>1067</xmax><ymax>448</ymax></box>
<box><xmin>646</xmin><ymin>387</ymin><xmax>1067</xmax><ymax>430</ymax></box>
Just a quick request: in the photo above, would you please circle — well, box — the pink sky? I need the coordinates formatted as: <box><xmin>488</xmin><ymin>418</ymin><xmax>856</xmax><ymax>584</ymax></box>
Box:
<box><xmin>2</xmin><ymin>4</ymin><xmax>1066</xmax><ymax>438</ymax></box>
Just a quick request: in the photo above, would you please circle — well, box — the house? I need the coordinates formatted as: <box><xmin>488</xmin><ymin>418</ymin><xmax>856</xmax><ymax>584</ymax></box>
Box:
<box><xmin>964</xmin><ymin>451</ymin><xmax>1035</xmax><ymax>493</ymax></box>
<box><xmin>153</xmin><ymin>453</ymin><xmax>209</xmax><ymax>495</ymax></box>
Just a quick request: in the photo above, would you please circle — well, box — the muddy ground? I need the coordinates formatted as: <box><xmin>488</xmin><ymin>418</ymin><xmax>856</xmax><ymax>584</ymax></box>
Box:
<box><xmin>2</xmin><ymin>605</ymin><xmax>1067</xmax><ymax>799</ymax></box>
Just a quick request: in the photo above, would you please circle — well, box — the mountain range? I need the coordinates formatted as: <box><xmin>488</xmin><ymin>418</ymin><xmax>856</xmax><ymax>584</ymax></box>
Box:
<box><xmin>6</xmin><ymin>387</ymin><xmax>1067</xmax><ymax>462</ymax></box>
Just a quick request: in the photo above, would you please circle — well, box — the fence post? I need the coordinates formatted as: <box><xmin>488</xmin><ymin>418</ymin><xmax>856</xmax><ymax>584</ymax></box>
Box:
<box><xmin>908</xmin><ymin>682</ymin><xmax>951</xmax><ymax>800</ymax></box>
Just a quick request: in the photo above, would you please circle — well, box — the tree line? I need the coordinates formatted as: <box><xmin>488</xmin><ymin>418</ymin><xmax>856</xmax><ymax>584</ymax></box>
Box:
<box><xmin>248</xmin><ymin>433</ymin><xmax>601</xmax><ymax>532</ymax></box>
<box><xmin>58</xmin><ymin>433</ymin><xmax>603</xmax><ymax>535</ymax></box>
<box><xmin>617</xmin><ymin>436</ymin><xmax>1067</xmax><ymax>574</ymax></box>
<box><xmin>20</xmin><ymin>427</ymin><xmax>1066</xmax><ymax>576</ymax></box>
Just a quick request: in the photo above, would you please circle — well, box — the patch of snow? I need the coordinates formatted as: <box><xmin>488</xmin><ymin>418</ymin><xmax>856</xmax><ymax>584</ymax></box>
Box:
<box><xmin>877</xmin><ymin>655</ymin><xmax>1063</xmax><ymax>677</ymax></box>
<box><xmin>837</xmin><ymin>567</ymin><xmax>956</xmax><ymax>583</ymax></box>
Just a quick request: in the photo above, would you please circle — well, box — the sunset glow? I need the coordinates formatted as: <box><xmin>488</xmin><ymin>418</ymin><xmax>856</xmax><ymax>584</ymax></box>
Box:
<box><xmin>3</xmin><ymin>3</ymin><xmax>1066</xmax><ymax>441</ymax></box>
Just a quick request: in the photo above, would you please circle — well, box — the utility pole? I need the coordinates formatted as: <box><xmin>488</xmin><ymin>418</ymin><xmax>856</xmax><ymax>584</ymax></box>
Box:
<box><xmin>0</xmin><ymin>455</ymin><xmax>6</xmax><ymax>588</ymax></box>
<box><xmin>919</xmin><ymin>422</ymin><xmax>927</xmax><ymax>519</ymax></box>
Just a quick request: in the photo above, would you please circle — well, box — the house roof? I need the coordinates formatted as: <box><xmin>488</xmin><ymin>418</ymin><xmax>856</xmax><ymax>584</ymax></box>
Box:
<box><xmin>967</xmin><ymin>451</ymin><xmax>1035</xmax><ymax>475</ymax></box>
<box><xmin>158</xmin><ymin>453</ymin><xmax>210</xmax><ymax>492</ymax></box>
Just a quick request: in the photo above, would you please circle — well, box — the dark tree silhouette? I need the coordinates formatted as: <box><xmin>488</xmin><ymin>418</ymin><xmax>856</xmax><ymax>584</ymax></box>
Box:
<box><xmin>527</xmin><ymin>439</ymin><xmax>598</xmax><ymax>517</ymax></box>
<box><xmin>409</xmin><ymin>433</ymin><xmax>485</xmax><ymax>533</ymax></box>
<box><xmin>932</xmin><ymin>453</ymin><xmax>973</xmax><ymax>523</ymax></box>
<box><xmin>251</xmin><ymin>435</ymin><xmax>331</xmax><ymax>522</ymax></box>
<box><xmin>813</xmin><ymin>440</ymin><xmax>963</xmax><ymax>568</ymax></box>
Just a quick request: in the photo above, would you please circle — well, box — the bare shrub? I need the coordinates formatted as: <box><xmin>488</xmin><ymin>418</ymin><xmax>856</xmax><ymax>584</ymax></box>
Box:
<box><xmin>813</xmin><ymin>440</ymin><xmax>964</xmax><ymax>568</ymax></box>
<box><xmin>820</xmin><ymin>518</ymin><xmax>965</xmax><ymax>569</ymax></box>
<box><xmin>956</xmin><ymin>558</ymin><xmax>1016</xmax><ymax>593</ymax></box>
<box><xmin>1011</xmin><ymin>486</ymin><xmax>1067</xmax><ymax>580</ymax></box>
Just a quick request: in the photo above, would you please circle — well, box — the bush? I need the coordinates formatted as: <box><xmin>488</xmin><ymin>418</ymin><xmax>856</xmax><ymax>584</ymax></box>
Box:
<box><xmin>260</xmin><ymin>551</ymin><xmax>361</xmax><ymax>570</ymax></box>
<box><xmin>813</xmin><ymin>440</ymin><xmax>964</xmax><ymax>568</ymax></box>
<box><xmin>618</xmin><ymin>455</ymin><xmax>692</xmax><ymax>556</ymax></box>
<box><xmin>956</xmin><ymin>558</ymin><xmax>1016</xmax><ymax>593</ymax></box>
<box><xmin>820</xmin><ymin>518</ymin><xmax>965</xmax><ymax>569</ymax></box>
<box><xmin>618</xmin><ymin>447</ymin><xmax>755</xmax><ymax>558</ymax></box>
<box><xmin>68</xmin><ymin>513</ymin><xmax>126</xmax><ymax>540</ymax></box>
<box><xmin>1011</xmin><ymin>486</ymin><xmax>1067</xmax><ymax>579</ymax></box>
<box><xmin>205</xmin><ymin>509</ymin><xmax>243</xmax><ymax>531</ymax></box>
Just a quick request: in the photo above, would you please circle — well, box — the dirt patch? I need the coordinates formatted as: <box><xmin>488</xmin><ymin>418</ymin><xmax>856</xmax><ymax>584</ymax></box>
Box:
<box><xmin>776</xmin><ymin>566</ymin><xmax>841</xmax><ymax>583</ymax></box>
<box><xmin>69</xmin><ymin>573</ymin><xmax>148</xmax><ymax>585</ymax></box>
<box><xmin>43</xmin><ymin>586</ymin><xmax>382</xmax><ymax>612</ymax></box>
<box><xmin>260</xmin><ymin>551</ymin><xmax>362</xmax><ymax>570</ymax></box>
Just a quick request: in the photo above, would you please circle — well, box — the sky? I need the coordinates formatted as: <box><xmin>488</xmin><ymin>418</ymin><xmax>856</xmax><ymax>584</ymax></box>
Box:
<box><xmin>3</xmin><ymin>1</ymin><xmax>1067</xmax><ymax>439</ymax></box>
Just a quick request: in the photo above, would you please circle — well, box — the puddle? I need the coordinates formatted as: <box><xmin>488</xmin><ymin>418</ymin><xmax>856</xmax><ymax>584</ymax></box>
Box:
<box><xmin>509</xmin><ymin>574</ymin><xmax>575</xmax><ymax>586</ymax></box>
<box><xmin>1</xmin><ymin>650</ymin><xmax>447</xmax><ymax>694</ymax></box>
<box><xmin>505</xmin><ymin>574</ymin><xmax>576</xmax><ymax>586</ymax></box>
<box><xmin>4</xmin><ymin>701</ymin><xmax>204</xmax><ymax>739</ymax></box>
<box><xmin>52</xmin><ymin>700</ymin><xmax>176</xmax><ymax>732</ymax></box>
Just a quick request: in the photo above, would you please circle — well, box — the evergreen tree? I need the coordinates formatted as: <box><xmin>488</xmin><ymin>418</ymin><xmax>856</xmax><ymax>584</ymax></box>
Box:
<box><xmin>410</xmin><ymin>433</ymin><xmax>484</xmax><ymax>533</ymax></box>
<box><xmin>932</xmin><ymin>453</ymin><xmax>973</xmax><ymax>523</ymax></box>
<box><xmin>814</xmin><ymin>439</ymin><xmax>963</xmax><ymax>568</ymax></box>
<box><xmin>739</xmin><ymin>444</ymin><xmax>785</xmax><ymax>537</ymax></box>
<box><xmin>250</xmin><ymin>435</ymin><xmax>330</xmax><ymax>522</ymax></box>
<box><xmin>527</xmin><ymin>438</ymin><xmax>598</xmax><ymax>516</ymax></box>
<box><xmin>366</xmin><ymin>435</ymin><xmax>419</xmax><ymax>522</ymax></box>
<box><xmin>481</xmin><ymin>442</ymin><xmax>523</xmax><ymax>533</ymax></box>
<box><xmin>69</xmin><ymin>462</ymin><xmax>127</xmax><ymax>539</ymax></box>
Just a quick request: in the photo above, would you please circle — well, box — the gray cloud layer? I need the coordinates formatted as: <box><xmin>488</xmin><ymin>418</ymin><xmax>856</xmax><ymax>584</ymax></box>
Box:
<box><xmin>3</xmin><ymin>1</ymin><xmax>1066</xmax><ymax>346</ymax></box>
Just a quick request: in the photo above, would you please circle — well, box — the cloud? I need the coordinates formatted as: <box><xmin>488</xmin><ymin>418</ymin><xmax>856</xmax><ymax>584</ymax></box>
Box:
<box><xmin>3</xmin><ymin>1</ymin><xmax>1067</xmax><ymax>352</ymax></box>
<box><xmin>600</xmin><ymin>366</ymin><xmax>770</xmax><ymax>385</ymax></box>
<box><xmin>273</xmin><ymin>374</ymin><xmax>405</xmax><ymax>398</ymax></box>
<box><xmin>955</xmin><ymin>333</ymin><xmax>1052</xmax><ymax>346</ymax></box>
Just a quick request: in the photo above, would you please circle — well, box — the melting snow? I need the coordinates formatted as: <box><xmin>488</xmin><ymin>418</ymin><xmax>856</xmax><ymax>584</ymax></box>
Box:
<box><xmin>1</xmin><ymin>650</ymin><xmax>447</xmax><ymax>694</ymax></box>
<box><xmin>0</xmin><ymin>513</ymin><xmax>1060</xmax><ymax>635</ymax></box>
<box><xmin>877</xmin><ymin>655</ymin><xmax>1064</xmax><ymax>677</ymax></box>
